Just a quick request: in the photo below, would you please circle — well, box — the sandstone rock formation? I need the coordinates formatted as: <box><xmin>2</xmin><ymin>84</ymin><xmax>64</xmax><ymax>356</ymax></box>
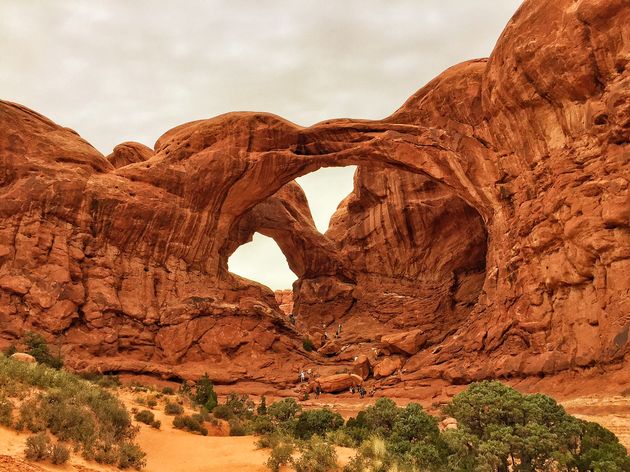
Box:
<box><xmin>0</xmin><ymin>0</ymin><xmax>628</xmax><ymax>394</ymax></box>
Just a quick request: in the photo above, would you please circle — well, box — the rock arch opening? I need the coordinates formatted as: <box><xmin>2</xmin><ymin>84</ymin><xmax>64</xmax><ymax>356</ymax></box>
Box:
<box><xmin>227</xmin><ymin>232</ymin><xmax>297</xmax><ymax>290</ymax></box>
<box><xmin>295</xmin><ymin>166</ymin><xmax>357</xmax><ymax>233</ymax></box>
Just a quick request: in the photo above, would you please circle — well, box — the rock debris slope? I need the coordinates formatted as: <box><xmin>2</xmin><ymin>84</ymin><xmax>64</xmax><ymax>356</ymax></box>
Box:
<box><xmin>0</xmin><ymin>0</ymin><xmax>628</xmax><ymax>390</ymax></box>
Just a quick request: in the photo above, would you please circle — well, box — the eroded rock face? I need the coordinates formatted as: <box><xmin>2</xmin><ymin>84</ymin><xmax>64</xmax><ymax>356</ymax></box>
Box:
<box><xmin>0</xmin><ymin>0</ymin><xmax>628</xmax><ymax>391</ymax></box>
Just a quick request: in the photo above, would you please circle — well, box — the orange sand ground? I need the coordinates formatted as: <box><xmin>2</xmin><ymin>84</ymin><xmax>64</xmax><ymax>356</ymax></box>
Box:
<box><xmin>0</xmin><ymin>394</ymin><xmax>628</xmax><ymax>472</ymax></box>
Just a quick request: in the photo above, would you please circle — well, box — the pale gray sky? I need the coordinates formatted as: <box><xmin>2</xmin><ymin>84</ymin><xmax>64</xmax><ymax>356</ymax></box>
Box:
<box><xmin>1</xmin><ymin>0</ymin><xmax>522</xmax><ymax>289</ymax></box>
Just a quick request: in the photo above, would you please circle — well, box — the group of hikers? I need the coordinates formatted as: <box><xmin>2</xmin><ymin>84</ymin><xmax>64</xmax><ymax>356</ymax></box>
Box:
<box><xmin>349</xmin><ymin>385</ymin><xmax>375</xmax><ymax>398</ymax></box>
<box><xmin>298</xmin><ymin>367</ymin><xmax>375</xmax><ymax>399</ymax></box>
<box><xmin>322</xmin><ymin>322</ymin><xmax>343</xmax><ymax>342</ymax></box>
<box><xmin>286</xmin><ymin>313</ymin><xmax>343</xmax><ymax>343</ymax></box>
<box><xmin>292</xmin><ymin>317</ymin><xmax>378</xmax><ymax>399</ymax></box>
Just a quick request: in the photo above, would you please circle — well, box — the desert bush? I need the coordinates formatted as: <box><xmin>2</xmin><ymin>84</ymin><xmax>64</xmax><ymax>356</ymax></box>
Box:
<box><xmin>293</xmin><ymin>435</ymin><xmax>337</xmax><ymax>472</ymax></box>
<box><xmin>22</xmin><ymin>332</ymin><xmax>63</xmax><ymax>369</ymax></box>
<box><xmin>302</xmin><ymin>337</ymin><xmax>315</xmax><ymax>352</ymax></box>
<box><xmin>268</xmin><ymin>398</ymin><xmax>302</xmax><ymax>423</ymax></box>
<box><xmin>147</xmin><ymin>397</ymin><xmax>158</xmax><ymax>409</ymax></box>
<box><xmin>252</xmin><ymin>415</ymin><xmax>275</xmax><ymax>435</ymax></box>
<box><xmin>162</xmin><ymin>386</ymin><xmax>175</xmax><ymax>395</ymax></box>
<box><xmin>571</xmin><ymin>419</ymin><xmax>630</xmax><ymax>471</ymax></box>
<box><xmin>3</xmin><ymin>344</ymin><xmax>17</xmax><ymax>357</ymax></box>
<box><xmin>257</xmin><ymin>395</ymin><xmax>267</xmax><ymax>415</ymax></box>
<box><xmin>229</xmin><ymin>417</ymin><xmax>250</xmax><ymax>436</ymax></box>
<box><xmin>80</xmin><ymin>372</ymin><xmax>121</xmax><ymax>388</ymax></box>
<box><xmin>173</xmin><ymin>414</ymin><xmax>208</xmax><ymax>435</ymax></box>
<box><xmin>51</xmin><ymin>442</ymin><xmax>70</xmax><ymax>464</ymax></box>
<box><xmin>92</xmin><ymin>441</ymin><xmax>119</xmax><ymax>465</ymax></box>
<box><xmin>117</xmin><ymin>442</ymin><xmax>147</xmax><ymax>470</ymax></box>
<box><xmin>325</xmin><ymin>429</ymin><xmax>354</xmax><ymax>448</ymax></box>
<box><xmin>134</xmin><ymin>409</ymin><xmax>155</xmax><ymax>425</ymax></box>
<box><xmin>0</xmin><ymin>394</ymin><xmax>13</xmax><ymax>426</ymax></box>
<box><xmin>295</xmin><ymin>408</ymin><xmax>344</xmax><ymax>440</ymax></box>
<box><xmin>265</xmin><ymin>437</ymin><xmax>295</xmax><ymax>472</ymax></box>
<box><xmin>46</xmin><ymin>398</ymin><xmax>97</xmax><ymax>445</ymax></box>
<box><xmin>343</xmin><ymin>437</ymin><xmax>394</xmax><ymax>472</ymax></box>
<box><xmin>164</xmin><ymin>400</ymin><xmax>183</xmax><ymax>415</ymax></box>
<box><xmin>151</xmin><ymin>419</ymin><xmax>161</xmax><ymax>429</ymax></box>
<box><xmin>225</xmin><ymin>393</ymin><xmax>255</xmax><ymax>419</ymax></box>
<box><xmin>0</xmin><ymin>354</ymin><xmax>142</xmax><ymax>463</ymax></box>
<box><xmin>213</xmin><ymin>404</ymin><xmax>233</xmax><ymax>420</ymax></box>
<box><xmin>25</xmin><ymin>432</ymin><xmax>52</xmax><ymax>461</ymax></box>
<box><xmin>193</xmin><ymin>373</ymin><xmax>217</xmax><ymax>411</ymax></box>
<box><xmin>17</xmin><ymin>397</ymin><xmax>47</xmax><ymax>432</ymax></box>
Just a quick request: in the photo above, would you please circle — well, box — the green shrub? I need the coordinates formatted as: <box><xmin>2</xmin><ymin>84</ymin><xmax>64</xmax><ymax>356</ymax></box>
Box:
<box><xmin>17</xmin><ymin>398</ymin><xmax>47</xmax><ymax>433</ymax></box>
<box><xmin>162</xmin><ymin>386</ymin><xmax>175</xmax><ymax>395</ymax></box>
<box><xmin>325</xmin><ymin>429</ymin><xmax>354</xmax><ymax>448</ymax></box>
<box><xmin>151</xmin><ymin>419</ymin><xmax>161</xmax><ymax>429</ymax></box>
<box><xmin>80</xmin><ymin>372</ymin><xmax>121</xmax><ymax>388</ymax></box>
<box><xmin>257</xmin><ymin>395</ymin><xmax>267</xmax><ymax>415</ymax></box>
<box><xmin>572</xmin><ymin>420</ymin><xmax>630</xmax><ymax>472</ymax></box>
<box><xmin>225</xmin><ymin>393</ymin><xmax>255</xmax><ymax>419</ymax></box>
<box><xmin>229</xmin><ymin>417</ymin><xmax>249</xmax><ymax>436</ymax></box>
<box><xmin>266</xmin><ymin>438</ymin><xmax>295</xmax><ymax>472</ymax></box>
<box><xmin>0</xmin><ymin>394</ymin><xmax>13</xmax><ymax>426</ymax></box>
<box><xmin>173</xmin><ymin>415</ymin><xmax>208</xmax><ymax>435</ymax></box>
<box><xmin>46</xmin><ymin>398</ymin><xmax>97</xmax><ymax>445</ymax></box>
<box><xmin>164</xmin><ymin>401</ymin><xmax>183</xmax><ymax>415</ymax></box>
<box><xmin>442</xmin><ymin>381</ymin><xmax>630</xmax><ymax>472</ymax></box>
<box><xmin>3</xmin><ymin>344</ymin><xmax>17</xmax><ymax>357</ymax></box>
<box><xmin>293</xmin><ymin>435</ymin><xmax>337</xmax><ymax>472</ymax></box>
<box><xmin>268</xmin><ymin>398</ymin><xmax>302</xmax><ymax>423</ymax></box>
<box><xmin>193</xmin><ymin>373</ymin><xmax>217</xmax><ymax>411</ymax></box>
<box><xmin>147</xmin><ymin>397</ymin><xmax>158</xmax><ymax>409</ymax></box>
<box><xmin>344</xmin><ymin>437</ymin><xmax>394</xmax><ymax>472</ymax></box>
<box><xmin>92</xmin><ymin>441</ymin><xmax>118</xmax><ymax>464</ymax></box>
<box><xmin>51</xmin><ymin>442</ymin><xmax>70</xmax><ymax>465</ymax></box>
<box><xmin>117</xmin><ymin>442</ymin><xmax>147</xmax><ymax>470</ymax></box>
<box><xmin>0</xmin><ymin>354</ymin><xmax>142</xmax><ymax>462</ymax></box>
<box><xmin>252</xmin><ymin>415</ymin><xmax>276</xmax><ymax>435</ymax></box>
<box><xmin>302</xmin><ymin>338</ymin><xmax>315</xmax><ymax>352</ymax></box>
<box><xmin>22</xmin><ymin>332</ymin><xmax>63</xmax><ymax>369</ymax></box>
<box><xmin>213</xmin><ymin>404</ymin><xmax>233</xmax><ymax>420</ymax></box>
<box><xmin>295</xmin><ymin>408</ymin><xmax>344</xmax><ymax>440</ymax></box>
<box><xmin>25</xmin><ymin>432</ymin><xmax>51</xmax><ymax>461</ymax></box>
<box><xmin>134</xmin><ymin>409</ymin><xmax>155</xmax><ymax>425</ymax></box>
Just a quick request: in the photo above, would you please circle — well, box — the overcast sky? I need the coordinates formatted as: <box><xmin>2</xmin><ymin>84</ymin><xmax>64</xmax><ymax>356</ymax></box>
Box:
<box><xmin>1</xmin><ymin>0</ymin><xmax>522</xmax><ymax>290</ymax></box>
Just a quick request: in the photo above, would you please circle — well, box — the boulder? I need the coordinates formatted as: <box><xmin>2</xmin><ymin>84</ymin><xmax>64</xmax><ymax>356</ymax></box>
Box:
<box><xmin>316</xmin><ymin>373</ymin><xmax>363</xmax><ymax>393</ymax></box>
<box><xmin>10</xmin><ymin>352</ymin><xmax>36</xmax><ymax>364</ymax></box>
<box><xmin>440</xmin><ymin>417</ymin><xmax>458</xmax><ymax>431</ymax></box>
<box><xmin>381</xmin><ymin>329</ymin><xmax>427</xmax><ymax>356</ymax></box>
<box><xmin>318</xmin><ymin>340</ymin><xmax>341</xmax><ymax>357</ymax></box>
<box><xmin>373</xmin><ymin>357</ymin><xmax>402</xmax><ymax>379</ymax></box>
<box><xmin>351</xmin><ymin>354</ymin><xmax>371</xmax><ymax>380</ymax></box>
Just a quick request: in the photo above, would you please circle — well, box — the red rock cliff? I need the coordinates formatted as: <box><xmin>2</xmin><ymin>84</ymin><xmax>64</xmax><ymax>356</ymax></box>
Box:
<box><xmin>0</xmin><ymin>0</ymin><xmax>627</xmax><ymax>390</ymax></box>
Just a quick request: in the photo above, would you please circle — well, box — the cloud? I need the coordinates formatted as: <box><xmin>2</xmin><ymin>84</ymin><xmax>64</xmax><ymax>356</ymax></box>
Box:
<box><xmin>1</xmin><ymin>0</ymin><xmax>523</xmax><ymax>289</ymax></box>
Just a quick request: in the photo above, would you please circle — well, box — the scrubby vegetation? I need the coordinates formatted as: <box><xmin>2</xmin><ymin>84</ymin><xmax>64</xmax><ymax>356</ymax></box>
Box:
<box><xmin>341</xmin><ymin>382</ymin><xmax>630</xmax><ymax>472</ymax></box>
<box><xmin>242</xmin><ymin>381</ymin><xmax>630</xmax><ymax>472</ymax></box>
<box><xmin>192</xmin><ymin>373</ymin><xmax>218</xmax><ymax>411</ymax></box>
<box><xmin>21</xmin><ymin>332</ymin><xmax>64</xmax><ymax>369</ymax></box>
<box><xmin>164</xmin><ymin>400</ymin><xmax>184</xmax><ymax>415</ymax></box>
<box><xmin>0</xmin><ymin>351</ymin><xmax>146</xmax><ymax>470</ymax></box>
<box><xmin>302</xmin><ymin>337</ymin><xmax>315</xmax><ymax>352</ymax></box>
<box><xmin>172</xmin><ymin>414</ymin><xmax>209</xmax><ymax>435</ymax></box>
<box><xmin>134</xmin><ymin>409</ymin><xmax>160</xmax><ymax>429</ymax></box>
